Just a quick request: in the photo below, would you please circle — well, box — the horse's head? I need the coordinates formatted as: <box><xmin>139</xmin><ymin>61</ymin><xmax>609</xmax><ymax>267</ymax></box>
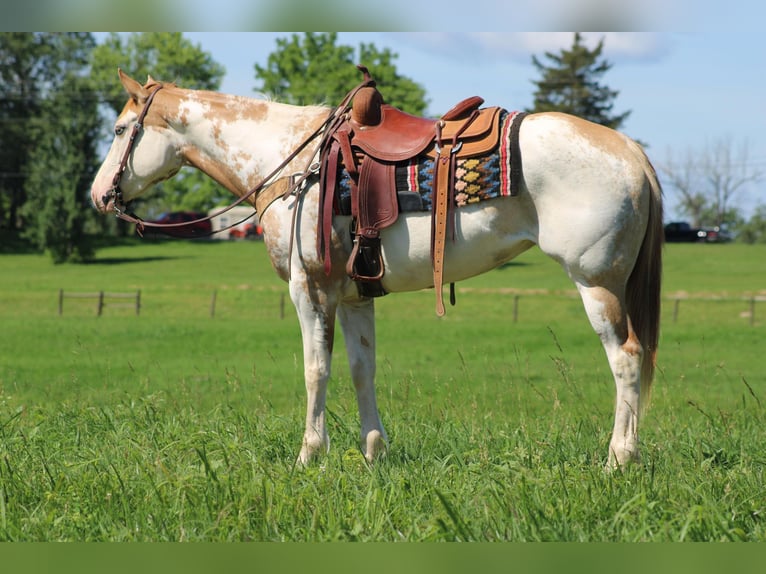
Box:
<box><xmin>91</xmin><ymin>70</ymin><xmax>184</xmax><ymax>213</ymax></box>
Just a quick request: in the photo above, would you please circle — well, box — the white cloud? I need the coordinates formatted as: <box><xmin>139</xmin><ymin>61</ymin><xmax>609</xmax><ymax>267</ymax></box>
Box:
<box><xmin>394</xmin><ymin>32</ymin><xmax>671</xmax><ymax>65</ymax></box>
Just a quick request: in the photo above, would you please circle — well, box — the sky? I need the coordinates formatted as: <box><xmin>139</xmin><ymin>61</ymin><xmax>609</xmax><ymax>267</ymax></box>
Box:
<box><xmin>174</xmin><ymin>32</ymin><xmax>765</xmax><ymax>220</ymax></box>
<box><xmin>5</xmin><ymin>0</ymin><xmax>762</xmax><ymax>221</ymax></box>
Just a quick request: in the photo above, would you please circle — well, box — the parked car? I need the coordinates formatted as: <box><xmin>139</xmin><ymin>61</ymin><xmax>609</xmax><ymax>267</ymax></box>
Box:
<box><xmin>140</xmin><ymin>211</ymin><xmax>212</xmax><ymax>238</ymax></box>
<box><xmin>228</xmin><ymin>221</ymin><xmax>263</xmax><ymax>240</ymax></box>
<box><xmin>700</xmin><ymin>225</ymin><xmax>731</xmax><ymax>243</ymax></box>
<box><xmin>664</xmin><ymin>221</ymin><xmax>731</xmax><ymax>243</ymax></box>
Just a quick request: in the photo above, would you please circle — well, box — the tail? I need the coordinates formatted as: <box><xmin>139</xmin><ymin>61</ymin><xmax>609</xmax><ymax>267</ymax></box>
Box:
<box><xmin>626</xmin><ymin>144</ymin><xmax>664</xmax><ymax>413</ymax></box>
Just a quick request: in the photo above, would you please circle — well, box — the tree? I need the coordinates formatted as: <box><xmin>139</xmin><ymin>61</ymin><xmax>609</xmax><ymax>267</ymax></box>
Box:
<box><xmin>1</xmin><ymin>33</ymin><xmax>99</xmax><ymax>262</ymax></box>
<box><xmin>254</xmin><ymin>33</ymin><xmax>428</xmax><ymax>115</ymax></box>
<box><xmin>661</xmin><ymin>137</ymin><xmax>763</xmax><ymax>230</ymax></box>
<box><xmin>659</xmin><ymin>147</ymin><xmax>707</xmax><ymax>227</ymax></box>
<box><xmin>702</xmin><ymin>137</ymin><xmax>762</xmax><ymax>228</ymax></box>
<box><xmin>20</xmin><ymin>65</ymin><xmax>101</xmax><ymax>262</ymax></box>
<box><xmin>90</xmin><ymin>32</ymin><xmax>225</xmax><ymax>115</ymax></box>
<box><xmin>528</xmin><ymin>33</ymin><xmax>630</xmax><ymax>130</ymax></box>
<box><xmin>0</xmin><ymin>33</ymin><xmax>82</xmax><ymax>231</ymax></box>
<box><xmin>737</xmin><ymin>204</ymin><xmax>766</xmax><ymax>244</ymax></box>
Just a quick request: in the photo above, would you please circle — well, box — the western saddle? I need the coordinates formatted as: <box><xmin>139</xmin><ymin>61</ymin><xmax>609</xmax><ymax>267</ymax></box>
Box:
<box><xmin>318</xmin><ymin>67</ymin><xmax>521</xmax><ymax>316</ymax></box>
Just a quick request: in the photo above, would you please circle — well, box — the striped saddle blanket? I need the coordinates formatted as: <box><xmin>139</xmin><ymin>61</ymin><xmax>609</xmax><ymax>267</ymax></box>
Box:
<box><xmin>333</xmin><ymin>109</ymin><xmax>525</xmax><ymax>215</ymax></box>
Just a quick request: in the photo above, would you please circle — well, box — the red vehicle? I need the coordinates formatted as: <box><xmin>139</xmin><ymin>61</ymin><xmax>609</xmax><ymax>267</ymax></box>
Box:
<box><xmin>228</xmin><ymin>221</ymin><xmax>263</xmax><ymax>240</ymax></box>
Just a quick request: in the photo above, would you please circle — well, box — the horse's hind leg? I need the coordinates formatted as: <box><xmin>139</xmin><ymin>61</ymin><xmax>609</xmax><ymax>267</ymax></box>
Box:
<box><xmin>290</xmin><ymin>279</ymin><xmax>338</xmax><ymax>465</ymax></box>
<box><xmin>337</xmin><ymin>298</ymin><xmax>388</xmax><ymax>462</ymax></box>
<box><xmin>576</xmin><ymin>282</ymin><xmax>644</xmax><ymax>469</ymax></box>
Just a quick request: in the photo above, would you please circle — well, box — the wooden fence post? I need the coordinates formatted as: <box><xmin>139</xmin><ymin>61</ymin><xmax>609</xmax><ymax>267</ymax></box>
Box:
<box><xmin>97</xmin><ymin>291</ymin><xmax>104</xmax><ymax>316</ymax></box>
<box><xmin>59</xmin><ymin>289</ymin><xmax>64</xmax><ymax>315</ymax></box>
<box><xmin>136</xmin><ymin>290</ymin><xmax>141</xmax><ymax>316</ymax></box>
<box><xmin>751</xmin><ymin>297</ymin><xmax>756</xmax><ymax>327</ymax></box>
<box><xmin>210</xmin><ymin>290</ymin><xmax>217</xmax><ymax>318</ymax></box>
<box><xmin>513</xmin><ymin>294</ymin><xmax>519</xmax><ymax>323</ymax></box>
<box><xmin>673</xmin><ymin>298</ymin><xmax>680</xmax><ymax>324</ymax></box>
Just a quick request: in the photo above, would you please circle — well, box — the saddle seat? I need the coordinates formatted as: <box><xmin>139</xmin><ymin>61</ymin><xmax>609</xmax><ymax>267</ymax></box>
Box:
<box><xmin>349</xmin><ymin>86</ymin><xmax>493</xmax><ymax>161</ymax></box>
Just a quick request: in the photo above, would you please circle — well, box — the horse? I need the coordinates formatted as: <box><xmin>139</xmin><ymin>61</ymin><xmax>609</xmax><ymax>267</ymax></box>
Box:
<box><xmin>90</xmin><ymin>70</ymin><xmax>663</xmax><ymax>469</ymax></box>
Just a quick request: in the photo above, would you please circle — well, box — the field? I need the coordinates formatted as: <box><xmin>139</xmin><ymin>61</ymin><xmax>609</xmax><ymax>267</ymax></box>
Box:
<box><xmin>0</xmin><ymin>238</ymin><xmax>764</xmax><ymax>541</ymax></box>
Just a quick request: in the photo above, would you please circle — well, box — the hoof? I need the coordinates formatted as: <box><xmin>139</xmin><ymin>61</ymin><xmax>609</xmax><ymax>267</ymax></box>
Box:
<box><xmin>363</xmin><ymin>429</ymin><xmax>388</xmax><ymax>463</ymax></box>
<box><xmin>606</xmin><ymin>445</ymin><xmax>640</xmax><ymax>471</ymax></box>
<box><xmin>297</xmin><ymin>434</ymin><xmax>329</xmax><ymax>466</ymax></box>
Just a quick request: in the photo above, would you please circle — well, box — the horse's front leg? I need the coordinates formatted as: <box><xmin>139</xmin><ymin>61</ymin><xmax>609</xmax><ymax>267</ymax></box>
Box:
<box><xmin>289</xmin><ymin>278</ymin><xmax>338</xmax><ymax>465</ymax></box>
<box><xmin>337</xmin><ymin>298</ymin><xmax>387</xmax><ymax>462</ymax></box>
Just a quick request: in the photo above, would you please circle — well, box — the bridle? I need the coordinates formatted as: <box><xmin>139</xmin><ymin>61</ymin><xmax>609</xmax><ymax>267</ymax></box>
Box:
<box><xmin>101</xmin><ymin>74</ymin><xmax>375</xmax><ymax>237</ymax></box>
<box><xmin>101</xmin><ymin>84</ymin><xmax>164</xmax><ymax>217</ymax></box>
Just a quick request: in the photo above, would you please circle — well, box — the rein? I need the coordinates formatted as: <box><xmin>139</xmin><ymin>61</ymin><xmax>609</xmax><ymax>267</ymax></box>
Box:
<box><xmin>106</xmin><ymin>75</ymin><xmax>375</xmax><ymax>237</ymax></box>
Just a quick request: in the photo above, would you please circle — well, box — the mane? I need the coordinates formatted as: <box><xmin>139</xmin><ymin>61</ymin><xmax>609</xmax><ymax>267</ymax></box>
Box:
<box><xmin>143</xmin><ymin>78</ymin><xmax>178</xmax><ymax>92</ymax></box>
<box><xmin>140</xmin><ymin>76</ymin><xmax>330</xmax><ymax>113</ymax></box>
<box><xmin>252</xmin><ymin>91</ymin><xmax>327</xmax><ymax>107</ymax></box>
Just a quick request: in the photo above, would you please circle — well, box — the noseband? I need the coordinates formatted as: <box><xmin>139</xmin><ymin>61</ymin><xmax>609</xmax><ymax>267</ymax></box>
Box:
<box><xmin>101</xmin><ymin>84</ymin><xmax>164</xmax><ymax>214</ymax></box>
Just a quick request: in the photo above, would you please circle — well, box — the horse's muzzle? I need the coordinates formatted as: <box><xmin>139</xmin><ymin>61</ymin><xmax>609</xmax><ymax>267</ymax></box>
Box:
<box><xmin>100</xmin><ymin>187</ymin><xmax>123</xmax><ymax>214</ymax></box>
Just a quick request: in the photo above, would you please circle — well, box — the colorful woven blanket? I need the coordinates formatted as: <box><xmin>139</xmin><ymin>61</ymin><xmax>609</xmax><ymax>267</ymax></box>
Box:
<box><xmin>334</xmin><ymin>109</ymin><xmax>523</xmax><ymax>215</ymax></box>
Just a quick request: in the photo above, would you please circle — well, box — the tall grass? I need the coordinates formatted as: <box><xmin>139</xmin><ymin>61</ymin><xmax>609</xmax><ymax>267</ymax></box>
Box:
<box><xmin>0</xmin><ymin>239</ymin><xmax>764</xmax><ymax>540</ymax></box>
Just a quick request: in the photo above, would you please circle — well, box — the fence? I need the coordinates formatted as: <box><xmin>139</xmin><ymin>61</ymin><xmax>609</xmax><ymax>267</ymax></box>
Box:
<box><xmin>207</xmin><ymin>290</ymin><xmax>286</xmax><ymax>319</ymax></box>
<box><xmin>668</xmin><ymin>294</ymin><xmax>765</xmax><ymax>327</ymax></box>
<box><xmin>54</xmin><ymin>289</ymin><xmax>764</xmax><ymax>325</ymax></box>
<box><xmin>58</xmin><ymin>289</ymin><xmax>141</xmax><ymax>316</ymax></box>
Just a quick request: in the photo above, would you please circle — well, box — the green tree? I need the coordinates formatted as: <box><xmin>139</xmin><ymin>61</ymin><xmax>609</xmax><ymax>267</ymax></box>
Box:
<box><xmin>141</xmin><ymin>171</ymin><xmax>233</xmax><ymax>220</ymax></box>
<box><xmin>90</xmin><ymin>32</ymin><xmax>225</xmax><ymax>115</ymax></box>
<box><xmin>18</xmin><ymin>34</ymin><xmax>99</xmax><ymax>262</ymax></box>
<box><xmin>661</xmin><ymin>137</ymin><xmax>763</xmax><ymax>230</ymax></box>
<box><xmin>0</xmin><ymin>32</ymin><xmax>80</xmax><ymax>232</ymax></box>
<box><xmin>254</xmin><ymin>32</ymin><xmax>428</xmax><ymax>115</ymax></box>
<box><xmin>528</xmin><ymin>33</ymin><xmax>630</xmax><ymax>130</ymax></box>
<box><xmin>21</xmin><ymin>70</ymin><xmax>101</xmax><ymax>262</ymax></box>
<box><xmin>90</xmin><ymin>33</ymin><xmax>227</xmax><ymax>220</ymax></box>
<box><xmin>0</xmin><ymin>33</ymin><xmax>100</xmax><ymax>262</ymax></box>
<box><xmin>737</xmin><ymin>204</ymin><xmax>766</xmax><ymax>244</ymax></box>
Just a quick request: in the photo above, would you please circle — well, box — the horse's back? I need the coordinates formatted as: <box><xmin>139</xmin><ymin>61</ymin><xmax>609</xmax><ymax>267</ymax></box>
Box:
<box><xmin>520</xmin><ymin>112</ymin><xmax>651</xmax><ymax>198</ymax></box>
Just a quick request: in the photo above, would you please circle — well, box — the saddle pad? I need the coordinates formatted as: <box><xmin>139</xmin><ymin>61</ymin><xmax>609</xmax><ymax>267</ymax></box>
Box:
<box><xmin>334</xmin><ymin>110</ymin><xmax>524</xmax><ymax>215</ymax></box>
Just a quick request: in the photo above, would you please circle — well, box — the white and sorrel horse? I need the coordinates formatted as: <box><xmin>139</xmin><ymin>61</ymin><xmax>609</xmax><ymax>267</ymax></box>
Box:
<box><xmin>91</xmin><ymin>71</ymin><xmax>663</xmax><ymax>468</ymax></box>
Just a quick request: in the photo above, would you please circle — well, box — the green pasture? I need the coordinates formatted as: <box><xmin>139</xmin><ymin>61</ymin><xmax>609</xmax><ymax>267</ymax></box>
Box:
<box><xmin>0</xmin><ymin>238</ymin><xmax>764</xmax><ymax>541</ymax></box>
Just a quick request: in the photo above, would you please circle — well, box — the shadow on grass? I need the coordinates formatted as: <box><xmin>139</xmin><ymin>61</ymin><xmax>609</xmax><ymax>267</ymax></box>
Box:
<box><xmin>84</xmin><ymin>255</ymin><xmax>186</xmax><ymax>265</ymax></box>
<box><xmin>0</xmin><ymin>231</ymin><xmax>197</xmax><ymax>265</ymax></box>
<box><xmin>496</xmin><ymin>261</ymin><xmax>530</xmax><ymax>270</ymax></box>
<box><xmin>0</xmin><ymin>230</ymin><xmax>37</xmax><ymax>254</ymax></box>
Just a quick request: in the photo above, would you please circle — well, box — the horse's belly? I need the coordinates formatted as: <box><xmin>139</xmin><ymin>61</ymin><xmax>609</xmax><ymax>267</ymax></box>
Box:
<box><xmin>378</xmin><ymin>205</ymin><xmax>534</xmax><ymax>293</ymax></box>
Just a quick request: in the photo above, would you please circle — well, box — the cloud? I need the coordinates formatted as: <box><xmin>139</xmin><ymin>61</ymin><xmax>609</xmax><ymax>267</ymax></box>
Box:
<box><xmin>394</xmin><ymin>33</ymin><xmax>671</xmax><ymax>65</ymax></box>
<box><xmin>500</xmin><ymin>33</ymin><xmax>670</xmax><ymax>62</ymax></box>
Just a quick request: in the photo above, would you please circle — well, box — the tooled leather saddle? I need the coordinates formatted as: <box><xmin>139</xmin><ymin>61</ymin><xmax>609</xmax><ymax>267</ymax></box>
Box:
<box><xmin>318</xmin><ymin>66</ymin><xmax>525</xmax><ymax>316</ymax></box>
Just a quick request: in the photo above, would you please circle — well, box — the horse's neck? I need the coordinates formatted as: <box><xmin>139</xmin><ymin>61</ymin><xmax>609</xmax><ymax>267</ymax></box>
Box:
<box><xmin>172</xmin><ymin>89</ymin><xmax>329</xmax><ymax>196</ymax></box>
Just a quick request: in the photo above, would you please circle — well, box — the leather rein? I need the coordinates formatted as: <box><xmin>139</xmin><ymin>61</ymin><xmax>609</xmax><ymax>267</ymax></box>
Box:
<box><xmin>103</xmin><ymin>77</ymin><xmax>374</xmax><ymax>236</ymax></box>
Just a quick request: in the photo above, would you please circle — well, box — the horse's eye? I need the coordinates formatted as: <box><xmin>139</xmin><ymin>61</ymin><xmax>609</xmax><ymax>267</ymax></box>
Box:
<box><xmin>114</xmin><ymin>125</ymin><xmax>126</xmax><ymax>136</ymax></box>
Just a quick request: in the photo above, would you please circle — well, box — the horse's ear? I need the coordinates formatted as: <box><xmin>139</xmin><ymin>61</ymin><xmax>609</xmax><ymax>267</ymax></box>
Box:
<box><xmin>118</xmin><ymin>68</ymin><xmax>149</xmax><ymax>103</ymax></box>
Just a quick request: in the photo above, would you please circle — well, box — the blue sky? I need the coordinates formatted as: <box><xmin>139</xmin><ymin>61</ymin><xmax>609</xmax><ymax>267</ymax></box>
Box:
<box><xmin>177</xmin><ymin>32</ymin><xmax>765</xmax><ymax>219</ymax></box>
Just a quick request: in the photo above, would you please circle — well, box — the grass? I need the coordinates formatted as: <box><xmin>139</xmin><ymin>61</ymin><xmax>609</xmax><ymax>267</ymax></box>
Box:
<box><xmin>0</xmin><ymin>238</ymin><xmax>764</xmax><ymax>541</ymax></box>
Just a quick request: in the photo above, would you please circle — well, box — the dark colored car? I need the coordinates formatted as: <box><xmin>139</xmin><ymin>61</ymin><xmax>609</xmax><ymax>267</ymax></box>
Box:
<box><xmin>141</xmin><ymin>211</ymin><xmax>212</xmax><ymax>238</ymax></box>
<box><xmin>664</xmin><ymin>221</ymin><xmax>731</xmax><ymax>243</ymax></box>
